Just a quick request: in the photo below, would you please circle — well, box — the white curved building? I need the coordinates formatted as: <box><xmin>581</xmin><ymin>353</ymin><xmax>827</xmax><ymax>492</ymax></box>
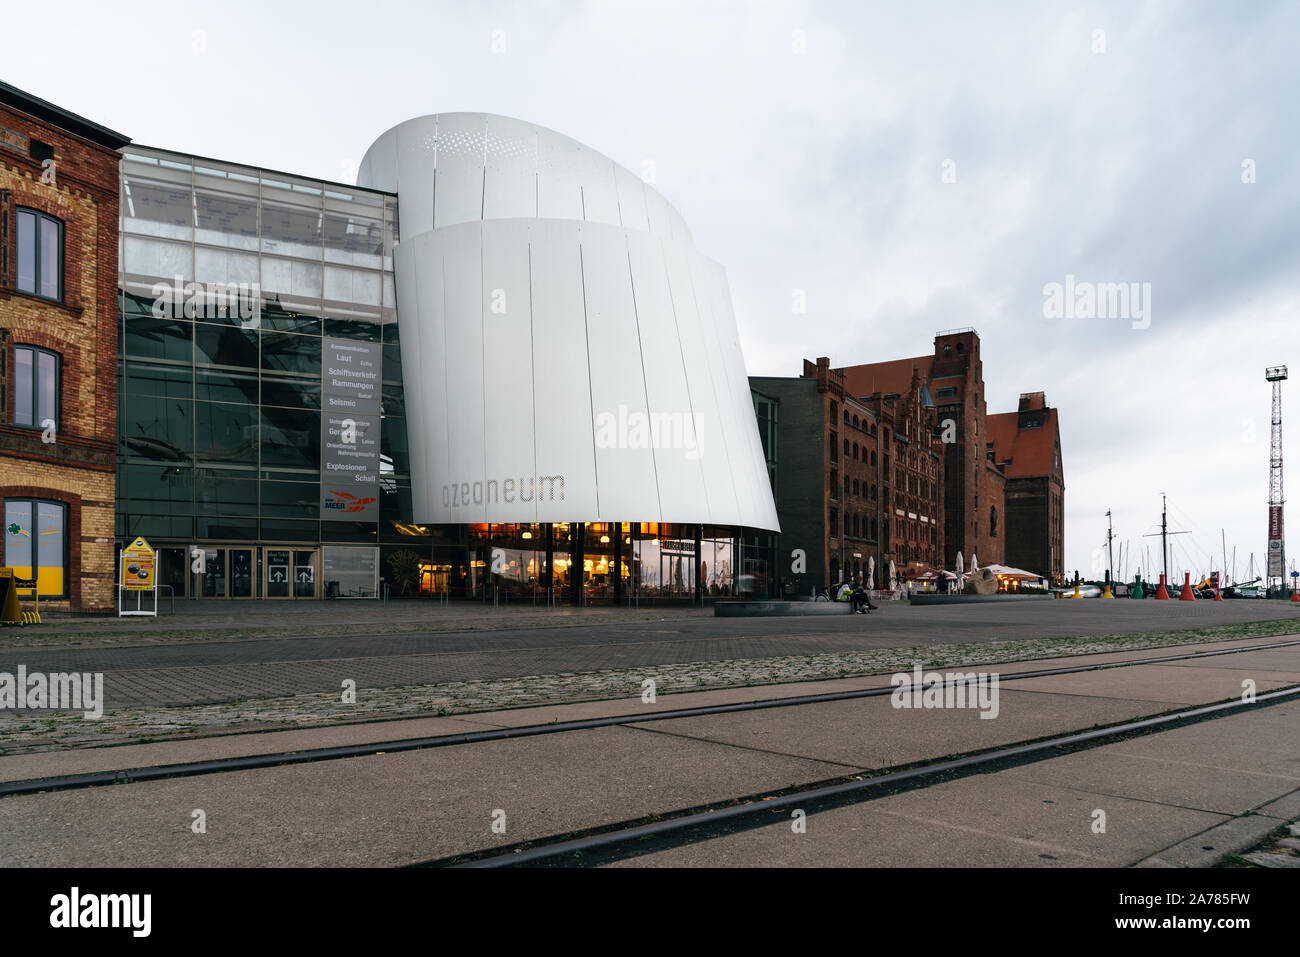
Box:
<box><xmin>358</xmin><ymin>113</ymin><xmax>778</xmax><ymax>532</ymax></box>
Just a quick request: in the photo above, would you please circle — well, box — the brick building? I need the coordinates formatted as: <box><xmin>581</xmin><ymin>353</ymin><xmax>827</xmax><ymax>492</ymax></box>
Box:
<box><xmin>859</xmin><ymin>362</ymin><xmax>945</xmax><ymax>577</ymax></box>
<box><xmin>986</xmin><ymin>393</ymin><xmax>1065</xmax><ymax>582</ymax></box>
<box><xmin>842</xmin><ymin>329</ymin><xmax>1007</xmax><ymax>572</ymax></box>
<box><xmin>0</xmin><ymin>82</ymin><xmax>129</xmax><ymax>613</ymax></box>
<box><xmin>753</xmin><ymin>329</ymin><xmax>1065</xmax><ymax>589</ymax></box>
<box><xmin>748</xmin><ymin>356</ymin><xmax>944</xmax><ymax>595</ymax></box>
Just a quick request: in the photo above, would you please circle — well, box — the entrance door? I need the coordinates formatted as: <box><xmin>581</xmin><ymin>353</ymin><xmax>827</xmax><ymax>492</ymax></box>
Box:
<box><xmin>200</xmin><ymin>549</ymin><xmax>226</xmax><ymax>597</ymax></box>
<box><xmin>192</xmin><ymin>547</ymin><xmax>259</xmax><ymax>599</ymax></box>
<box><xmin>158</xmin><ymin>547</ymin><xmax>188</xmax><ymax>599</ymax></box>
<box><xmin>229</xmin><ymin>548</ymin><xmax>254</xmax><ymax>598</ymax></box>
<box><xmin>266</xmin><ymin>549</ymin><xmax>292</xmax><ymax>598</ymax></box>
<box><xmin>265</xmin><ymin>547</ymin><xmax>317</xmax><ymax>599</ymax></box>
<box><xmin>294</xmin><ymin>550</ymin><xmax>316</xmax><ymax>598</ymax></box>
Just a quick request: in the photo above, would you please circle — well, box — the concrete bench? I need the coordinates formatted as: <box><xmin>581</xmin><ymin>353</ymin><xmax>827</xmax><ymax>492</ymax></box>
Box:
<box><xmin>714</xmin><ymin>600</ymin><xmax>858</xmax><ymax>617</ymax></box>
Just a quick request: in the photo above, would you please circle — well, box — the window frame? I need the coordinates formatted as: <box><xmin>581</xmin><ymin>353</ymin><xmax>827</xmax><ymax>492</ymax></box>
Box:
<box><xmin>12</xmin><ymin>344</ymin><xmax>61</xmax><ymax>430</ymax></box>
<box><xmin>3</xmin><ymin>497</ymin><xmax>69</xmax><ymax>599</ymax></box>
<box><xmin>15</xmin><ymin>207</ymin><xmax>65</xmax><ymax>303</ymax></box>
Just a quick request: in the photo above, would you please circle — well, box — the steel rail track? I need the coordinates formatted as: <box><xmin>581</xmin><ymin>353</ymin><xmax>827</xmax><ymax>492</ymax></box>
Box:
<box><xmin>433</xmin><ymin>685</ymin><xmax>1300</xmax><ymax>868</ymax></box>
<box><xmin>2</xmin><ymin>637</ymin><xmax>1297</xmax><ymax>798</ymax></box>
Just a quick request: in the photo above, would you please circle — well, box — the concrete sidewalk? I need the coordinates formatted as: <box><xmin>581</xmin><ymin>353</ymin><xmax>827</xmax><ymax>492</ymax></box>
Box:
<box><xmin>615</xmin><ymin>705</ymin><xmax>1300</xmax><ymax>868</ymax></box>
<box><xmin>1</xmin><ymin>641</ymin><xmax>1296</xmax><ymax>867</ymax></box>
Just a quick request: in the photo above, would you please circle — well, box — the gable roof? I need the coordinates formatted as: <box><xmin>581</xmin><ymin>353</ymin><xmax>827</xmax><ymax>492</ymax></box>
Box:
<box><xmin>987</xmin><ymin>407</ymin><xmax>1060</xmax><ymax>478</ymax></box>
<box><xmin>838</xmin><ymin>355</ymin><xmax>933</xmax><ymax>400</ymax></box>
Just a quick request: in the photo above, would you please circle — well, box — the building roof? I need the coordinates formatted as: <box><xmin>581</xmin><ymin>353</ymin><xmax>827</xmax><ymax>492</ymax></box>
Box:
<box><xmin>987</xmin><ymin>407</ymin><xmax>1060</xmax><ymax>478</ymax></box>
<box><xmin>838</xmin><ymin>355</ymin><xmax>934</xmax><ymax>400</ymax></box>
<box><xmin>0</xmin><ymin>79</ymin><xmax>130</xmax><ymax>150</ymax></box>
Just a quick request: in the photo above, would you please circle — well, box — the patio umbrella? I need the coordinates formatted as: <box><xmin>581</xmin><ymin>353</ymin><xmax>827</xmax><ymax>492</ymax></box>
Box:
<box><xmin>971</xmin><ymin>551</ymin><xmax>979</xmax><ymax>572</ymax></box>
<box><xmin>956</xmin><ymin>552</ymin><xmax>965</xmax><ymax>577</ymax></box>
<box><xmin>888</xmin><ymin>559</ymin><xmax>897</xmax><ymax>591</ymax></box>
<box><xmin>867</xmin><ymin>555</ymin><xmax>875</xmax><ymax>589</ymax></box>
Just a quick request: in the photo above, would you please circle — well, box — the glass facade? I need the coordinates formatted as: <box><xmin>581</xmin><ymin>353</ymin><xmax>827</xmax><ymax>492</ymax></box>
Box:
<box><xmin>116</xmin><ymin>146</ymin><xmax>739</xmax><ymax>603</ymax></box>
<box><xmin>117</xmin><ymin>146</ymin><xmax>408</xmax><ymax>599</ymax></box>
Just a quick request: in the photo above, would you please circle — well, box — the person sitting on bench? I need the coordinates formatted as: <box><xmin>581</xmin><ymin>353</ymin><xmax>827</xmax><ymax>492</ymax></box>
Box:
<box><xmin>850</xmin><ymin>575</ymin><xmax>877</xmax><ymax>614</ymax></box>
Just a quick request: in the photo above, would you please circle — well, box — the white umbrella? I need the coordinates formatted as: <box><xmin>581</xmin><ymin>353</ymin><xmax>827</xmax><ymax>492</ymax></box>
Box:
<box><xmin>971</xmin><ymin>551</ymin><xmax>979</xmax><ymax>572</ymax></box>
<box><xmin>888</xmin><ymin>559</ymin><xmax>897</xmax><ymax>592</ymax></box>
<box><xmin>956</xmin><ymin>552</ymin><xmax>965</xmax><ymax>577</ymax></box>
<box><xmin>867</xmin><ymin>555</ymin><xmax>875</xmax><ymax>589</ymax></box>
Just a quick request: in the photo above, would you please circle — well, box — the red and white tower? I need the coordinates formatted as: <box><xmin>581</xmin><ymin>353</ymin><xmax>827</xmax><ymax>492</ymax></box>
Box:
<box><xmin>1265</xmin><ymin>366</ymin><xmax>1288</xmax><ymax>592</ymax></box>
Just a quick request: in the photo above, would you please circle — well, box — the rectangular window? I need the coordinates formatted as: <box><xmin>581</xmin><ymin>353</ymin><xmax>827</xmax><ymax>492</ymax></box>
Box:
<box><xmin>15</xmin><ymin>208</ymin><xmax>63</xmax><ymax>301</ymax></box>
<box><xmin>13</xmin><ymin>345</ymin><xmax>59</xmax><ymax>428</ymax></box>
<box><xmin>3</xmin><ymin>499</ymin><xmax>67</xmax><ymax>598</ymax></box>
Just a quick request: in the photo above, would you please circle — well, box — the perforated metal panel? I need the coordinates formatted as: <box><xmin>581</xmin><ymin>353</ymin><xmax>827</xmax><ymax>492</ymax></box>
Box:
<box><xmin>361</xmin><ymin>113</ymin><xmax>777</xmax><ymax>530</ymax></box>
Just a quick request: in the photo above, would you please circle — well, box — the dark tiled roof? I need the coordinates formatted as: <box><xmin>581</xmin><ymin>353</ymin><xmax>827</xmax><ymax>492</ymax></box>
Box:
<box><xmin>0</xmin><ymin>79</ymin><xmax>130</xmax><ymax>149</ymax></box>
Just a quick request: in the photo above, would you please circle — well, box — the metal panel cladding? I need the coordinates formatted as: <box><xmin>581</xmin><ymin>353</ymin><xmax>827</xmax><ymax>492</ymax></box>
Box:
<box><xmin>358</xmin><ymin>113</ymin><xmax>779</xmax><ymax>531</ymax></box>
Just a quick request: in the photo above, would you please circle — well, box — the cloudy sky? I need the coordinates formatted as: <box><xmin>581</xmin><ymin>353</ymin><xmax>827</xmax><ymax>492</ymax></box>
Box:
<box><xmin>10</xmin><ymin>0</ymin><xmax>1298</xmax><ymax>580</ymax></box>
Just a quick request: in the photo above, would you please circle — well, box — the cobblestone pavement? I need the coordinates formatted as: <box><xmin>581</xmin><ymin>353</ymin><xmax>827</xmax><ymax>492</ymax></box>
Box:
<box><xmin>2</xmin><ymin>616</ymin><xmax>1298</xmax><ymax>755</ymax></box>
<box><xmin>2</xmin><ymin>602</ymin><xmax>1298</xmax><ymax>710</ymax></box>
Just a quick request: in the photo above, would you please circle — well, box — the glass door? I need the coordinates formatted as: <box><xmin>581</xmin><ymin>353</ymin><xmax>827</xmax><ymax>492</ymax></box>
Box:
<box><xmin>200</xmin><ymin>549</ymin><xmax>226</xmax><ymax>597</ymax></box>
<box><xmin>266</xmin><ymin>549</ymin><xmax>292</xmax><ymax>598</ymax></box>
<box><xmin>265</xmin><ymin>548</ymin><xmax>317</xmax><ymax>598</ymax></box>
<box><xmin>229</xmin><ymin>548</ymin><xmax>254</xmax><ymax>598</ymax></box>
<box><xmin>293</xmin><ymin>549</ymin><xmax>317</xmax><ymax>598</ymax></box>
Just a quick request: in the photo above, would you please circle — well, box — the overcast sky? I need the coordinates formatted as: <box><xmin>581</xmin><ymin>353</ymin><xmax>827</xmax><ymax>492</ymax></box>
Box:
<box><xmin>10</xmin><ymin>0</ymin><xmax>1298</xmax><ymax>581</ymax></box>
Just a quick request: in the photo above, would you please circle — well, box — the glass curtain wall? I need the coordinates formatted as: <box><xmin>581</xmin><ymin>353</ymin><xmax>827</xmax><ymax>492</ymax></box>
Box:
<box><xmin>117</xmin><ymin>147</ymin><xmax>400</xmax><ymax>597</ymax></box>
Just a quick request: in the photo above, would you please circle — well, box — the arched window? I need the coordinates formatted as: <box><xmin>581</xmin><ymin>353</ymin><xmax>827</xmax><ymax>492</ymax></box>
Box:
<box><xmin>830</xmin><ymin>401</ymin><xmax>838</xmax><ymax>423</ymax></box>
<box><xmin>990</xmin><ymin>506</ymin><xmax>998</xmax><ymax>538</ymax></box>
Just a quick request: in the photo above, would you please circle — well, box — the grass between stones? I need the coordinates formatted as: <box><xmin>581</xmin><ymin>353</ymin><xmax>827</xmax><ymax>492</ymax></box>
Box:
<box><xmin>1</xmin><ymin>617</ymin><xmax>1298</xmax><ymax>756</ymax></box>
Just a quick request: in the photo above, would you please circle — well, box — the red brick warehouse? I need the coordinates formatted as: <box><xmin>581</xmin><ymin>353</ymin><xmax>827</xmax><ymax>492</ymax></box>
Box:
<box><xmin>840</xmin><ymin>329</ymin><xmax>1064</xmax><ymax>583</ymax></box>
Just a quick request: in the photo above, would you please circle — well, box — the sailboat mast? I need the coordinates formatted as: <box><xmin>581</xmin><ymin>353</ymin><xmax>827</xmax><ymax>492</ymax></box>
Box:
<box><xmin>1162</xmin><ymin>494</ymin><xmax>1169</xmax><ymax>585</ymax></box>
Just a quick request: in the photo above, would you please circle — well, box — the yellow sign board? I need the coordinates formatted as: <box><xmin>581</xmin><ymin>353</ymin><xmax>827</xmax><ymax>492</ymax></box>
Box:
<box><xmin>121</xmin><ymin>536</ymin><xmax>156</xmax><ymax>591</ymax></box>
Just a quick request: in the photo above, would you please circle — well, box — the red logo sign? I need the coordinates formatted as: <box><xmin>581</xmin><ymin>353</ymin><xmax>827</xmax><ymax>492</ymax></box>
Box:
<box><xmin>324</xmin><ymin>491</ymin><xmax>377</xmax><ymax>513</ymax></box>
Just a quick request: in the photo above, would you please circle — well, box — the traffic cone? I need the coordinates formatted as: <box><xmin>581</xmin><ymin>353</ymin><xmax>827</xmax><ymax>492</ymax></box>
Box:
<box><xmin>1178</xmin><ymin>572</ymin><xmax>1196</xmax><ymax>601</ymax></box>
<box><xmin>1213</xmin><ymin>584</ymin><xmax>1223</xmax><ymax>602</ymax></box>
<box><xmin>1291</xmin><ymin>584</ymin><xmax>1300</xmax><ymax>603</ymax></box>
<box><xmin>1154</xmin><ymin>574</ymin><xmax>1170</xmax><ymax>600</ymax></box>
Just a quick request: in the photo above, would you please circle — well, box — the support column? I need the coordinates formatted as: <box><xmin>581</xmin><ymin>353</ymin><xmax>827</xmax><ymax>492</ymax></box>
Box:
<box><xmin>570</xmin><ymin>523</ymin><xmax>585</xmax><ymax>605</ymax></box>
<box><xmin>544</xmin><ymin>523</ymin><xmax>554</xmax><ymax>601</ymax></box>
<box><xmin>694</xmin><ymin>524</ymin><xmax>703</xmax><ymax>606</ymax></box>
<box><xmin>612</xmin><ymin>523</ymin><xmax>624</xmax><ymax>604</ymax></box>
